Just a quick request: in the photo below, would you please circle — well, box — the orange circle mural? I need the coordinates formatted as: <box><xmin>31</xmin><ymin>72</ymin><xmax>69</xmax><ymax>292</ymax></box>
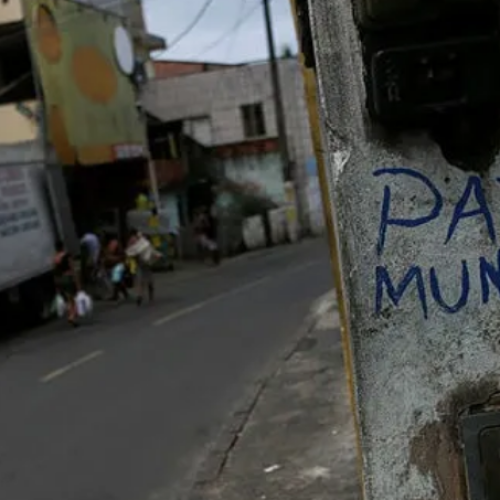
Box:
<box><xmin>35</xmin><ymin>5</ymin><xmax>62</xmax><ymax>64</ymax></box>
<box><xmin>48</xmin><ymin>105</ymin><xmax>76</xmax><ymax>165</ymax></box>
<box><xmin>72</xmin><ymin>47</ymin><xmax>118</xmax><ymax>104</ymax></box>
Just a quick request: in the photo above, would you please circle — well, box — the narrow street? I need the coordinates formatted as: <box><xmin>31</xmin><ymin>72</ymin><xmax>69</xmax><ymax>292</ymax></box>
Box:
<box><xmin>0</xmin><ymin>239</ymin><xmax>332</xmax><ymax>500</ymax></box>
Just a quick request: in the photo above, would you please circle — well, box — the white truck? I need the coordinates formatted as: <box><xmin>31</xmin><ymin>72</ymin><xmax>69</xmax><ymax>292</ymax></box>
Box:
<box><xmin>0</xmin><ymin>142</ymin><xmax>77</xmax><ymax>330</ymax></box>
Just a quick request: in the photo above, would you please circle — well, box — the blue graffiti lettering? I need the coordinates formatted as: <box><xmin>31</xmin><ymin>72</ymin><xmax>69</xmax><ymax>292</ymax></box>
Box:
<box><xmin>480</xmin><ymin>250</ymin><xmax>500</xmax><ymax>305</ymax></box>
<box><xmin>373</xmin><ymin>168</ymin><xmax>443</xmax><ymax>256</ymax></box>
<box><xmin>375</xmin><ymin>265</ymin><xmax>428</xmax><ymax>319</ymax></box>
<box><xmin>446</xmin><ymin>176</ymin><xmax>496</xmax><ymax>245</ymax></box>
<box><xmin>373</xmin><ymin>168</ymin><xmax>500</xmax><ymax>319</ymax></box>
<box><xmin>429</xmin><ymin>261</ymin><xmax>470</xmax><ymax>314</ymax></box>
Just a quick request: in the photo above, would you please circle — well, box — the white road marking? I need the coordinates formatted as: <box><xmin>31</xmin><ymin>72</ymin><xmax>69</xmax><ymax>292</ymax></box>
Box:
<box><xmin>37</xmin><ymin>260</ymin><xmax>320</xmax><ymax>383</ymax></box>
<box><xmin>153</xmin><ymin>260</ymin><xmax>319</xmax><ymax>327</ymax></box>
<box><xmin>40</xmin><ymin>350</ymin><xmax>104</xmax><ymax>383</ymax></box>
<box><xmin>153</xmin><ymin>277</ymin><xmax>269</xmax><ymax>326</ymax></box>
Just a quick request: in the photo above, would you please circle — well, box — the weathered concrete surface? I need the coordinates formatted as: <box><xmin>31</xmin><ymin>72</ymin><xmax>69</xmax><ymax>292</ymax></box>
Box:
<box><xmin>189</xmin><ymin>295</ymin><xmax>361</xmax><ymax>500</ymax></box>
<box><xmin>308</xmin><ymin>1</ymin><xmax>500</xmax><ymax>499</ymax></box>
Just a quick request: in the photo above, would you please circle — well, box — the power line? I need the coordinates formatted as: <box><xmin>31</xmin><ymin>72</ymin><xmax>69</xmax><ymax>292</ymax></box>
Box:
<box><xmin>190</xmin><ymin>0</ymin><xmax>263</xmax><ymax>59</ymax></box>
<box><xmin>201</xmin><ymin>0</ymin><xmax>274</xmax><ymax>114</ymax></box>
<box><xmin>207</xmin><ymin>0</ymin><xmax>247</xmax><ymax>105</ymax></box>
<box><xmin>218</xmin><ymin>0</ymin><xmax>247</xmax><ymax>65</ymax></box>
<box><xmin>166</xmin><ymin>0</ymin><xmax>215</xmax><ymax>51</ymax></box>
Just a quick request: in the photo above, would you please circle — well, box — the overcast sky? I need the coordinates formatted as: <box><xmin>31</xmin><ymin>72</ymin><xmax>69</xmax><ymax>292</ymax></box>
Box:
<box><xmin>143</xmin><ymin>0</ymin><xmax>298</xmax><ymax>63</ymax></box>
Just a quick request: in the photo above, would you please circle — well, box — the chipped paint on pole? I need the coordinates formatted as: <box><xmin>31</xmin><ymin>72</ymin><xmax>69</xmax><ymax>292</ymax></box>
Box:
<box><xmin>307</xmin><ymin>0</ymin><xmax>500</xmax><ymax>499</ymax></box>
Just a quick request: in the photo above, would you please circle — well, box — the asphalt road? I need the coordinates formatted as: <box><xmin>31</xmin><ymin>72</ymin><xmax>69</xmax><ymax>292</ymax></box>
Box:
<box><xmin>0</xmin><ymin>238</ymin><xmax>332</xmax><ymax>500</ymax></box>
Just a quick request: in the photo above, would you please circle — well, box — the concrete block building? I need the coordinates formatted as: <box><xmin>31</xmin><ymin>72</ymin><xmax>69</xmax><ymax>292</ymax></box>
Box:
<box><xmin>143</xmin><ymin>58</ymin><xmax>322</xmax><ymax>233</ymax></box>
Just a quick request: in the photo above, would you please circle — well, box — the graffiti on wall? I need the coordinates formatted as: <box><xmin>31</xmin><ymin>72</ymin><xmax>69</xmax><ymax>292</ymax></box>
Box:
<box><xmin>374</xmin><ymin>167</ymin><xmax>500</xmax><ymax>319</ymax></box>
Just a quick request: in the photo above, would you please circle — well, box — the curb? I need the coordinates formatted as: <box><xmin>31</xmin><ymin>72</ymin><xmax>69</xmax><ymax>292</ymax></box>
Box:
<box><xmin>184</xmin><ymin>291</ymin><xmax>334</xmax><ymax>499</ymax></box>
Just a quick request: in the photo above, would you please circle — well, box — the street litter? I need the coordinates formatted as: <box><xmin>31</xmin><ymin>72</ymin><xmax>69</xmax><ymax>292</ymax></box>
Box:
<box><xmin>264</xmin><ymin>464</ymin><xmax>281</xmax><ymax>474</ymax></box>
<box><xmin>53</xmin><ymin>294</ymin><xmax>66</xmax><ymax>318</ymax></box>
<box><xmin>76</xmin><ymin>291</ymin><xmax>93</xmax><ymax>317</ymax></box>
<box><xmin>301</xmin><ymin>466</ymin><xmax>331</xmax><ymax>480</ymax></box>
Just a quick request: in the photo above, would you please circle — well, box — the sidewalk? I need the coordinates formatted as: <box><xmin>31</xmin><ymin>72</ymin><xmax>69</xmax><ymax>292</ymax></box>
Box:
<box><xmin>188</xmin><ymin>291</ymin><xmax>361</xmax><ymax>500</ymax></box>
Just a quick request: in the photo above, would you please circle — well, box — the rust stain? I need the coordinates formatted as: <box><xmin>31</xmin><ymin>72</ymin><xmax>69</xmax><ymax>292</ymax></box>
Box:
<box><xmin>409</xmin><ymin>379</ymin><xmax>497</xmax><ymax>500</ymax></box>
<box><xmin>36</xmin><ymin>4</ymin><xmax>62</xmax><ymax>64</ymax></box>
<box><xmin>410</xmin><ymin>421</ymin><xmax>464</xmax><ymax>500</ymax></box>
<box><xmin>48</xmin><ymin>105</ymin><xmax>76</xmax><ymax>165</ymax></box>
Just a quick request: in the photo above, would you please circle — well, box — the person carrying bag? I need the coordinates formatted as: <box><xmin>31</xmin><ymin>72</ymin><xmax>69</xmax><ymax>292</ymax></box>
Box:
<box><xmin>53</xmin><ymin>240</ymin><xmax>80</xmax><ymax>327</ymax></box>
<box><xmin>126</xmin><ymin>229</ymin><xmax>161</xmax><ymax>306</ymax></box>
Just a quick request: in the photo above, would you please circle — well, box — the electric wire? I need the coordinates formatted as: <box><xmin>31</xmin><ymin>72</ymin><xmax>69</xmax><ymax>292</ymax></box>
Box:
<box><xmin>190</xmin><ymin>0</ymin><xmax>263</xmax><ymax>59</ymax></box>
<box><xmin>166</xmin><ymin>0</ymin><xmax>215</xmax><ymax>51</ymax></box>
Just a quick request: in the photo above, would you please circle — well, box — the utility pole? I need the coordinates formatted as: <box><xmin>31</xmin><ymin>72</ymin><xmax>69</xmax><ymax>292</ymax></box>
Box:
<box><xmin>263</xmin><ymin>0</ymin><xmax>307</xmax><ymax>239</ymax></box>
<box><xmin>299</xmin><ymin>0</ymin><xmax>500</xmax><ymax>499</ymax></box>
<box><xmin>262</xmin><ymin>0</ymin><xmax>291</xmax><ymax>181</ymax></box>
<box><xmin>128</xmin><ymin>13</ymin><xmax>162</xmax><ymax>211</ymax></box>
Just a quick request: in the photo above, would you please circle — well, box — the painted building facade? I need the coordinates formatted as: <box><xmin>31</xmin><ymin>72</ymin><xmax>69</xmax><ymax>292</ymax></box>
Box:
<box><xmin>0</xmin><ymin>0</ymin><xmax>163</xmax><ymax>156</ymax></box>
<box><xmin>142</xmin><ymin>58</ymin><xmax>320</xmax><ymax>232</ymax></box>
<box><xmin>70</xmin><ymin>0</ymin><xmax>164</xmax><ymax>79</ymax></box>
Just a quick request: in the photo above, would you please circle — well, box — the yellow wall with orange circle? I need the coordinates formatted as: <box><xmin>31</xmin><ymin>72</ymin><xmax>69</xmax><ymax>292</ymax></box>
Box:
<box><xmin>24</xmin><ymin>0</ymin><xmax>145</xmax><ymax>165</ymax></box>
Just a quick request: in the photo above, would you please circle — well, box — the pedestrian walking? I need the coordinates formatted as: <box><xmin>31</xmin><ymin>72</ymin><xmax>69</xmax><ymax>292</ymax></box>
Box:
<box><xmin>126</xmin><ymin>229</ymin><xmax>160</xmax><ymax>306</ymax></box>
<box><xmin>103</xmin><ymin>234</ymin><xmax>129</xmax><ymax>302</ymax></box>
<box><xmin>205</xmin><ymin>205</ymin><xmax>220</xmax><ymax>265</ymax></box>
<box><xmin>80</xmin><ymin>230</ymin><xmax>101</xmax><ymax>288</ymax></box>
<box><xmin>53</xmin><ymin>240</ymin><xmax>80</xmax><ymax>327</ymax></box>
<box><xmin>193</xmin><ymin>206</ymin><xmax>220</xmax><ymax>265</ymax></box>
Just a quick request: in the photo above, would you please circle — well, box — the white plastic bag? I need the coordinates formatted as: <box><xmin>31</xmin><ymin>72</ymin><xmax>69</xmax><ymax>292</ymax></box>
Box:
<box><xmin>111</xmin><ymin>263</ymin><xmax>125</xmax><ymax>284</ymax></box>
<box><xmin>75</xmin><ymin>291</ymin><xmax>93</xmax><ymax>318</ymax></box>
<box><xmin>127</xmin><ymin>236</ymin><xmax>159</xmax><ymax>265</ymax></box>
<box><xmin>53</xmin><ymin>294</ymin><xmax>66</xmax><ymax>318</ymax></box>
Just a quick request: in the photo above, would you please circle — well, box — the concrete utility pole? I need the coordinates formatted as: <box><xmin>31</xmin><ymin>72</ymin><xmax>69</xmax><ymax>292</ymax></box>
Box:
<box><xmin>262</xmin><ymin>0</ymin><xmax>291</xmax><ymax>181</ymax></box>
<box><xmin>298</xmin><ymin>0</ymin><xmax>500</xmax><ymax>499</ymax></box>
<box><xmin>263</xmin><ymin>0</ymin><xmax>306</xmax><ymax>238</ymax></box>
